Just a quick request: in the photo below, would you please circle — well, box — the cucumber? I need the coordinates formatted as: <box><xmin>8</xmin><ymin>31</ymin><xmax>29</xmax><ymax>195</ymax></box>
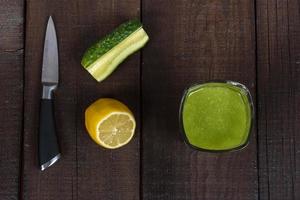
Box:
<box><xmin>81</xmin><ymin>19</ymin><xmax>149</xmax><ymax>82</ymax></box>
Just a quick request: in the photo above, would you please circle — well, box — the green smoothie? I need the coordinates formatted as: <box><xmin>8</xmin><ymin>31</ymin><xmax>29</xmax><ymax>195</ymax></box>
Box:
<box><xmin>181</xmin><ymin>82</ymin><xmax>252</xmax><ymax>151</ymax></box>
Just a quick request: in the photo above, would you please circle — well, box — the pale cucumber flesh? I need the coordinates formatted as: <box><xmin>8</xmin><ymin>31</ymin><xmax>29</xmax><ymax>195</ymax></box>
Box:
<box><xmin>86</xmin><ymin>28</ymin><xmax>149</xmax><ymax>82</ymax></box>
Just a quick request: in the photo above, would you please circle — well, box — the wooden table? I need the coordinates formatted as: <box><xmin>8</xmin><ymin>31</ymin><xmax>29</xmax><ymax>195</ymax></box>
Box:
<box><xmin>1</xmin><ymin>0</ymin><xmax>299</xmax><ymax>199</ymax></box>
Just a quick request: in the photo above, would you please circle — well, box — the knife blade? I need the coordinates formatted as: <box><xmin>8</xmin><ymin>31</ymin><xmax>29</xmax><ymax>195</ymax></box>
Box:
<box><xmin>39</xmin><ymin>16</ymin><xmax>61</xmax><ymax>171</ymax></box>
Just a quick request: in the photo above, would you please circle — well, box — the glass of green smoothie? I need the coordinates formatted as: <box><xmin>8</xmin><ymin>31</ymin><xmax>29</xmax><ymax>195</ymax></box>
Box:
<box><xmin>179</xmin><ymin>81</ymin><xmax>254</xmax><ymax>152</ymax></box>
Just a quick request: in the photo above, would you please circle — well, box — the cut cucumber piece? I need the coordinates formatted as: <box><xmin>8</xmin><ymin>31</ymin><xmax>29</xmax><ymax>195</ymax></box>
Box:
<box><xmin>81</xmin><ymin>19</ymin><xmax>149</xmax><ymax>82</ymax></box>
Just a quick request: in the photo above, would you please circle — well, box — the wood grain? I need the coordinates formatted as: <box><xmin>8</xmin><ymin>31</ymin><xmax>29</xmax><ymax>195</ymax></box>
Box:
<box><xmin>0</xmin><ymin>0</ymin><xmax>24</xmax><ymax>199</ymax></box>
<box><xmin>23</xmin><ymin>2</ymin><xmax>77</xmax><ymax>199</ymax></box>
<box><xmin>141</xmin><ymin>0</ymin><xmax>258</xmax><ymax>199</ymax></box>
<box><xmin>75</xmin><ymin>1</ymin><xmax>140</xmax><ymax>200</ymax></box>
<box><xmin>256</xmin><ymin>0</ymin><xmax>300</xmax><ymax>199</ymax></box>
<box><xmin>23</xmin><ymin>0</ymin><xmax>140</xmax><ymax>199</ymax></box>
<box><xmin>2</xmin><ymin>0</ymin><xmax>299</xmax><ymax>199</ymax></box>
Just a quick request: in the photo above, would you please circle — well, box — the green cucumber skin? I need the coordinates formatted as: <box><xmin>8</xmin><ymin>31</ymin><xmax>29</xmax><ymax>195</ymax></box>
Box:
<box><xmin>81</xmin><ymin>19</ymin><xmax>142</xmax><ymax>68</ymax></box>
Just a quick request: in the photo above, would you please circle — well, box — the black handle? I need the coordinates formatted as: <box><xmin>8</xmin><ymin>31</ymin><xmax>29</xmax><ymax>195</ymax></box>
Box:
<box><xmin>39</xmin><ymin>99</ymin><xmax>60</xmax><ymax>170</ymax></box>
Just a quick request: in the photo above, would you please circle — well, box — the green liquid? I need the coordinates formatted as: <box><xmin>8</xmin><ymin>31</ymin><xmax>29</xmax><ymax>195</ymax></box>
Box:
<box><xmin>182</xmin><ymin>83</ymin><xmax>252</xmax><ymax>151</ymax></box>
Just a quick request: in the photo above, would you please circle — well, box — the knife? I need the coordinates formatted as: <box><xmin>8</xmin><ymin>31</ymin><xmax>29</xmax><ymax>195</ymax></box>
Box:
<box><xmin>39</xmin><ymin>16</ymin><xmax>61</xmax><ymax>171</ymax></box>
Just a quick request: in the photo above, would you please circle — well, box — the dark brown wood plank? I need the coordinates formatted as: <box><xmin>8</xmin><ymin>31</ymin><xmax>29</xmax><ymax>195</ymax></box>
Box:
<box><xmin>23</xmin><ymin>0</ymin><xmax>140</xmax><ymax>199</ymax></box>
<box><xmin>23</xmin><ymin>2</ymin><xmax>77</xmax><ymax>199</ymax></box>
<box><xmin>0</xmin><ymin>0</ymin><xmax>24</xmax><ymax>199</ymax></box>
<box><xmin>142</xmin><ymin>0</ymin><xmax>258</xmax><ymax>199</ymax></box>
<box><xmin>75</xmin><ymin>1</ymin><xmax>140</xmax><ymax>199</ymax></box>
<box><xmin>256</xmin><ymin>0</ymin><xmax>300</xmax><ymax>199</ymax></box>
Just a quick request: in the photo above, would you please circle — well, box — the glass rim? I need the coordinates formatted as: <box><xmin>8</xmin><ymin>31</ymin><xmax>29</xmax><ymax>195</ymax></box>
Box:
<box><xmin>178</xmin><ymin>80</ymin><xmax>255</xmax><ymax>153</ymax></box>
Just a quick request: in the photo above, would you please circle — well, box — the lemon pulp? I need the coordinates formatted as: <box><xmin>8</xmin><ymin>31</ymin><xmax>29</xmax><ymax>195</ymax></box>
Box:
<box><xmin>85</xmin><ymin>98</ymin><xmax>136</xmax><ymax>149</ymax></box>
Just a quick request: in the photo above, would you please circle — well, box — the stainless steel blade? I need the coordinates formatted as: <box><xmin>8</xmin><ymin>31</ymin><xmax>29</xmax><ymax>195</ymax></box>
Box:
<box><xmin>42</xmin><ymin>16</ymin><xmax>59</xmax><ymax>85</ymax></box>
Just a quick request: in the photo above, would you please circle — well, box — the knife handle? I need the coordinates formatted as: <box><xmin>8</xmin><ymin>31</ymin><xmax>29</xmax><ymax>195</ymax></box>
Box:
<box><xmin>39</xmin><ymin>98</ymin><xmax>60</xmax><ymax>170</ymax></box>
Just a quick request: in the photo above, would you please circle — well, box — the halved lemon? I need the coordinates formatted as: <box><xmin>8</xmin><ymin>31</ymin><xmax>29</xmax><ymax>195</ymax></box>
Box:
<box><xmin>85</xmin><ymin>98</ymin><xmax>136</xmax><ymax>149</ymax></box>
